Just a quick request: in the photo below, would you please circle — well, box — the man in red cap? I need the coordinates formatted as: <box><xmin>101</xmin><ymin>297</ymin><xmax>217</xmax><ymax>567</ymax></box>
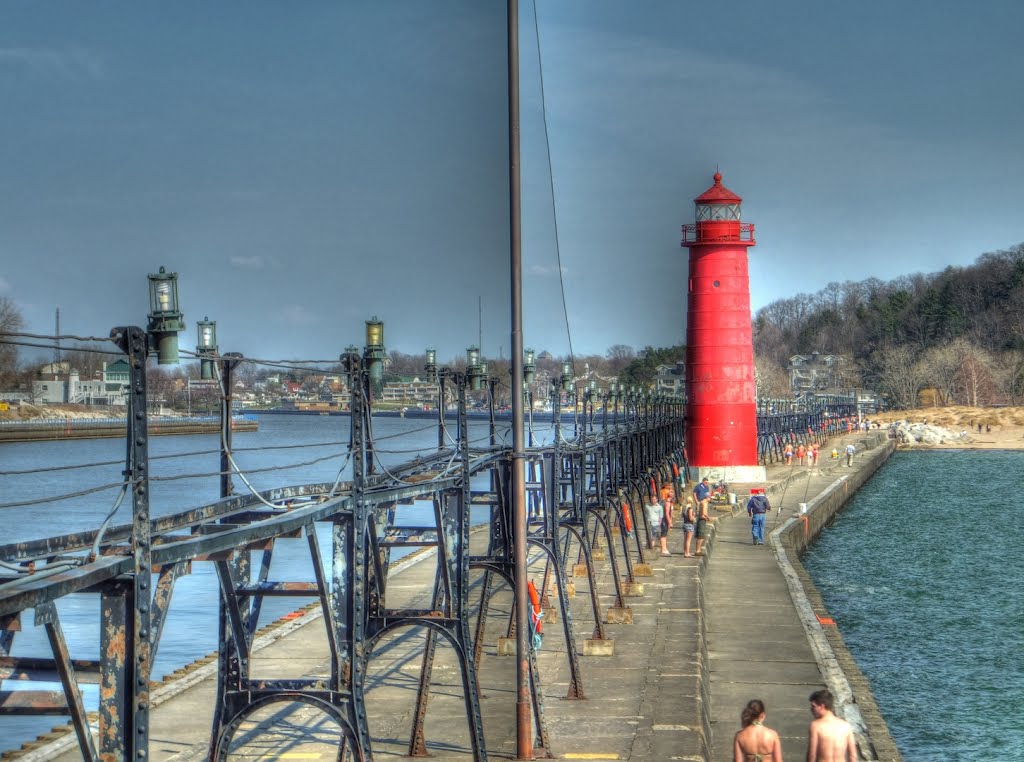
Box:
<box><xmin>746</xmin><ymin>488</ymin><xmax>771</xmax><ymax>545</ymax></box>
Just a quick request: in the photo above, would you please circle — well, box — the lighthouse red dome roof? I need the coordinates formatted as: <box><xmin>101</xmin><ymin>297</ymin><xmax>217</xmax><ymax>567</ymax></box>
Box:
<box><xmin>694</xmin><ymin>171</ymin><xmax>742</xmax><ymax>204</ymax></box>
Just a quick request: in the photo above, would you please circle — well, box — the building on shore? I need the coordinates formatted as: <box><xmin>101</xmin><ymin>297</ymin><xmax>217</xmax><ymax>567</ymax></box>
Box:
<box><xmin>31</xmin><ymin>359</ymin><xmax>131</xmax><ymax>406</ymax></box>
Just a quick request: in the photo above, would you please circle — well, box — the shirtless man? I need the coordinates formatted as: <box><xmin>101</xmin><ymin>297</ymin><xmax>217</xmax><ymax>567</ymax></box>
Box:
<box><xmin>806</xmin><ymin>690</ymin><xmax>856</xmax><ymax>762</ymax></box>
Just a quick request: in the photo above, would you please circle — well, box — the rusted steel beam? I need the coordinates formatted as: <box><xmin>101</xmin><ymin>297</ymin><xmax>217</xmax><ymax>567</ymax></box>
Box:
<box><xmin>38</xmin><ymin>600</ymin><xmax>99</xmax><ymax>760</ymax></box>
<box><xmin>99</xmin><ymin>578</ymin><xmax>132</xmax><ymax>761</ymax></box>
<box><xmin>0</xmin><ymin>482</ymin><xmax>351</xmax><ymax>562</ymax></box>
<box><xmin>233</xmin><ymin>581</ymin><xmax>320</xmax><ymax>596</ymax></box>
<box><xmin>0</xmin><ymin>656</ymin><xmax>101</xmax><ymax>683</ymax></box>
<box><xmin>150</xmin><ymin>562</ymin><xmax>189</xmax><ymax>668</ymax></box>
<box><xmin>0</xmin><ymin>689</ymin><xmax>69</xmax><ymax>714</ymax></box>
<box><xmin>0</xmin><ymin>555</ymin><xmax>131</xmax><ymax>617</ymax></box>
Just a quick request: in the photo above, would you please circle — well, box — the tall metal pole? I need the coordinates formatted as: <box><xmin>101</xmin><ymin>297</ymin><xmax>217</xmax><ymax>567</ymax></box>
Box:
<box><xmin>507</xmin><ymin>0</ymin><xmax>530</xmax><ymax>758</ymax></box>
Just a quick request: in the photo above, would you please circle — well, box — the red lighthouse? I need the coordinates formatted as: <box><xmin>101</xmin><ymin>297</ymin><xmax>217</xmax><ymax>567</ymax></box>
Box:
<box><xmin>681</xmin><ymin>172</ymin><xmax>765</xmax><ymax>483</ymax></box>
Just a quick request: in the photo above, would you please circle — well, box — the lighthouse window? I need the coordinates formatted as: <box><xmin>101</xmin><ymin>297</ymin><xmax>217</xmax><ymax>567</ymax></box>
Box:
<box><xmin>713</xmin><ymin>280</ymin><xmax>720</xmax><ymax>288</ymax></box>
<box><xmin>696</xmin><ymin>203</ymin><xmax>741</xmax><ymax>221</ymax></box>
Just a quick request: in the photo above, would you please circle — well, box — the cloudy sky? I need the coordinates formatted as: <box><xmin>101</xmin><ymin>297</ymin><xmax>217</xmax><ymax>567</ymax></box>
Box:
<box><xmin>1</xmin><ymin>1</ymin><xmax>1022</xmax><ymax>367</ymax></box>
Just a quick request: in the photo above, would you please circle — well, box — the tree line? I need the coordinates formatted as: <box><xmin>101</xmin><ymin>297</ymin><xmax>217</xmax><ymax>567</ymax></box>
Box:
<box><xmin>753</xmin><ymin>243</ymin><xmax>1024</xmax><ymax>407</ymax></box>
<box><xmin>7</xmin><ymin>240</ymin><xmax>1023</xmax><ymax>411</ymax></box>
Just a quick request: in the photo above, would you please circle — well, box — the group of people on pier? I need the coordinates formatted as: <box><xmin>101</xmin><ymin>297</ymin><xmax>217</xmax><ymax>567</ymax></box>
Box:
<box><xmin>734</xmin><ymin>690</ymin><xmax>856</xmax><ymax>762</ymax></box>
<box><xmin>636</xmin><ymin>448</ymin><xmax>861</xmax><ymax>762</ymax></box>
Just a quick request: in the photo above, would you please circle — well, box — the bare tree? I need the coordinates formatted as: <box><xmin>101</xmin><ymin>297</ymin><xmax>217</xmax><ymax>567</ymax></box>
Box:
<box><xmin>62</xmin><ymin>346</ymin><xmax>121</xmax><ymax>380</ymax></box>
<box><xmin>869</xmin><ymin>345</ymin><xmax>929</xmax><ymax>410</ymax></box>
<box><xmin>994</xmin><ymin>350</ymin><xmax>1024</xmax><ymax>406</ymax></box>
<box><xmin>954</xmin><ymin>346</ymin><xmax>997</xmax><ymax>407</ymax></box>
<box><xmin>921</xmin><ymin>338</ymin><xmax>974</xmax><ymax>406</ymax></box>
<box><xmin>754</xmin><ymin>356</ymin><xmax>790</xmax><ymax>398</ymax></box>
<box><xmin>605</xmin><ymin>344</ymin><xmax>636</xmax><ymax>374</ymax></box>
<box><xmin>0</xmin><ymin>296</ymin><xmax>26</xmax><ymax>388</ymax></box>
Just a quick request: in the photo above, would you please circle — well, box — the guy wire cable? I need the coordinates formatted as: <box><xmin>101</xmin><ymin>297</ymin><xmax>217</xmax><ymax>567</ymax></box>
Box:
<box><xmin>533</xmin><ymin>0</ymin><xmax>576</xmax><ymax>382</ymax></box>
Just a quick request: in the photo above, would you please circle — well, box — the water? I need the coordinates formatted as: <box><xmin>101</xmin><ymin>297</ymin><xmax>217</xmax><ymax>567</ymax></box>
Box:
<box><xmin>0</xmin><ymin>412</ymin><xmax>564</xmax><ymax>751</ymax></box>
<box><xmin>803</xmin><ymin>450</ymin><xmax>1024</xmax><ymax>761</ymax></box>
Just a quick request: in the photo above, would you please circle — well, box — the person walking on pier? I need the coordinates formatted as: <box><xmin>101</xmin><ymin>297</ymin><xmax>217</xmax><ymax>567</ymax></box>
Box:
<box><xmin>746</xmin><ymin>488</ymin><xmax>771</xmax><ymax>545</ymax></box>
<box><xmin>806</xmin><ymin>689</ymin><xmax>856</xmax><ymax>762</ymax></box>
<box><xmin>844</xmin><ymin>443</ymin><xmax>855</xmax><ymax>467</ymax></box>
<box><xmin>733</xmin><ymin>699</ymin><xmax>783</xmax><ymax>762</ymax></box>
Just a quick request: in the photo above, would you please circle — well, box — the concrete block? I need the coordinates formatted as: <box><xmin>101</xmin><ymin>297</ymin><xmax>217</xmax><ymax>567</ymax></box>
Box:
<box><xmin>605</xmin><ymin>607</ymin><xmax>633</xmax><ymax>624</ymax></box>
<box><xmin>496</xmin><ymin>637</ymin><xmax>515</xmax><ymax>656</ymax></box>
<box><xmin>632</xmin><ymin>562</ymin><xmax>654</xmax><ymax>577</ymax></box>
<box><xmin>572</xmin><ymin>563</ymin><xmax>588</xmax><ymax>577</ymax></box>
<box><xmin>544</xmin><ymin>606</ymin><xmax>559</xmax><ymax>623</ymax></box>
<box><xmin>583</xmin><ymin>638</ymin><xmax>615</xmax><ymax>656</ymax></box>
<box><xmin>566</xmin><ymin>580</ymin><xmax>575</xmax><ymax>597</ymax></box>
<box><xmin>591</xmin><ymin>549</ymin><xmax>606</xmax><ymax>561</ymax></box>
<box><xmin>623</xmin><ymin>582</ymin><xmax>645</xmax><ymax>597</ymax></box>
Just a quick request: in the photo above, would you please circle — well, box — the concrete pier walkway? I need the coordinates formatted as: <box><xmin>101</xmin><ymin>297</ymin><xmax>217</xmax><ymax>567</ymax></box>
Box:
<box><xmin>10</xmin><ymin>433</ymin><xmax>903</xmax><ymax>762</ymax></box>
<box><xmin>705</xmin><ymin>440</ymin><xmax>881</xmax><ymax>760</ymax></box>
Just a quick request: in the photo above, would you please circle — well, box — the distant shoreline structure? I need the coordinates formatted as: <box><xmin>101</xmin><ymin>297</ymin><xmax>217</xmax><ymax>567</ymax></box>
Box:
<box><xmin>0</xmin><ymin>415</ymin><xmax>258</xmax><ymax>442</ymax></box>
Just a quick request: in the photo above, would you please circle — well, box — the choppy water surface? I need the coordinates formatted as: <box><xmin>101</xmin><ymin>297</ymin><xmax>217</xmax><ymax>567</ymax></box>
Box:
<box><xmin>803</xmin><ymin>449</ymin><xmax>1024</xmax><ymax>760</ymax></box>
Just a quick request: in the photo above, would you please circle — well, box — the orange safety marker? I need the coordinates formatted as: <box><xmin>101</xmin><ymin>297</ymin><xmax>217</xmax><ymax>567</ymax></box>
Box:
<box><xmin>816</xmin><ymin>614</ymin><xmax>836</xmax><ymax>626</ymax></box>
<box><xmin>621</xmin><ymin>502</ymin><xmax>633</xmax><ymax>534</ymax></box>
<box><xmin>527</xmin><ymin>580</ymin><xmax>544</xmax><ymax>649</ymax></box>
<box><xmin>799</xmin><ymin>515</ymin><xmax>809</xmax><ymax>537</ymax></box>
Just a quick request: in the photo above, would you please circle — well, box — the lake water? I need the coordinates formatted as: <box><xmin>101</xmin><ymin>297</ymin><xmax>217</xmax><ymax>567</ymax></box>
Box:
<box><xmin>803</xmin><ymin>449</ymin><xmax>1024</xmax><ymax>761</ymax></box>
<box><xmin>0</xmin><ymin>412</ymin><xmax>567</xmax><ymax>751</ymax></box>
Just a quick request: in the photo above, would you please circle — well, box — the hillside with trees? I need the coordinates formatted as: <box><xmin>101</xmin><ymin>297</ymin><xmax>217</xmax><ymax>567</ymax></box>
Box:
<box><xmin>753</xmin><ymin>243</ymin><xmax>1024</xmax><ymax>408</ymax></box>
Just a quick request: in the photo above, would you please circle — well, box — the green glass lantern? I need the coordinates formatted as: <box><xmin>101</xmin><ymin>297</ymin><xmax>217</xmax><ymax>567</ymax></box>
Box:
<box><xmin>196</xmin><ymin>316</ymin><xmax>217</xmax><ymax>380</ymax></box>
<box><xmin>363</xmin><ymin>316</ymin><xmax>386</xmax><ymax>383</ymax></box>
<box><xmin>147</xmin><ymin>266</ymin><xmax>185</xmax><ymax>365</ymax></box>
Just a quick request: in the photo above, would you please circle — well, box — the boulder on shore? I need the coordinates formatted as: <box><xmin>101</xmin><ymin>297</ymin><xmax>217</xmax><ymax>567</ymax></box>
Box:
<box><xmin>888</xmin><ymin>420</ymin><xmax>973</xmax><ymax>446</ymax></box>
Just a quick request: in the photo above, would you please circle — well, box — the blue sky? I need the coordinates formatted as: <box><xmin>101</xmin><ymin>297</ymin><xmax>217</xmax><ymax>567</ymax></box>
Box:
<box><xmin>1</xmin><ymin>1</ymin><xmax>1022</xmax><ymax>366</ymax></box>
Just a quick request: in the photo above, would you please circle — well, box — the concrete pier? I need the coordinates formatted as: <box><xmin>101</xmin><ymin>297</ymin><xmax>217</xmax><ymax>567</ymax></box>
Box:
<box><xmin>8</xmin><ymin>432</ymin><xmax>903</xmax><ymax>762</ymax></box>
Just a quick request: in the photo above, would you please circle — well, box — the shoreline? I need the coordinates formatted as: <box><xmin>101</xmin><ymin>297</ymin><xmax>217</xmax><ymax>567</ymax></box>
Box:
<box><xmin>870</xmin><ymin>404</ymin><xmax>1024</xmax><ymax>450</ymax></box>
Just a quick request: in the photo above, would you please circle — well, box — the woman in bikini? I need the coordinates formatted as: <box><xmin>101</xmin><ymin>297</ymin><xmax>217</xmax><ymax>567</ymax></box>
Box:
<box><xmin>733</xmin><ymin>699</ymin><xmax>783</xmax><ymax>762</ymax></box>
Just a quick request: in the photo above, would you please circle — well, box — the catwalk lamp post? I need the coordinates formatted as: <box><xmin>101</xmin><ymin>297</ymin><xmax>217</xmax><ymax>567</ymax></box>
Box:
<box><xmin>196</xmin><ymin>316</ymin><xmax>217</xmax><ymax>380</ymax></box>
<box><xmin>147</xmin><ymin>266</ymin><xmax>184</xmax><ymax>365</ymax></box>
<box><xmin>425</xmin><ymin>348</ymin><xmax>449</xmax><ymax>450</ymax></box>
<box><xmin>363</xmin><ymin>317</ymin><xmax>386</xmax><ymax>387</ymax></box>
<box><xmin>585</xmin><ymin>379</ymin><xmax>598</xmax><ymax>432</ymax></box>
<box><xmin>466</xmin><ymin>346</ymin><xmax>484</xmax><ymax>391</ymax></box>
